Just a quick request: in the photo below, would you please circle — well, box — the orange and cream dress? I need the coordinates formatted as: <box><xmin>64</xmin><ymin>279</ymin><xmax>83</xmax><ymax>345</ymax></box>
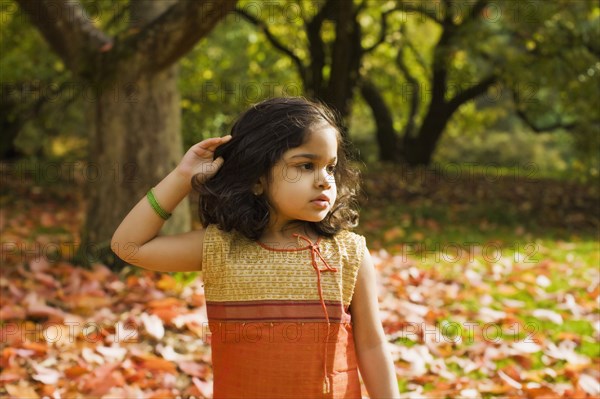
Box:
<box><xmin>201</xmin><ymin>224</ymin><xmax>367</xmax><ymax>399</ymax></box>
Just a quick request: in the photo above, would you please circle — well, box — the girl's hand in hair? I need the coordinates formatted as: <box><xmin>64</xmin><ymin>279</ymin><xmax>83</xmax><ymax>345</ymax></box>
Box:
<box><xmin>176</xmin><ymin>135</ymin><xmax>232</xmax><ymax>183</ymax></box>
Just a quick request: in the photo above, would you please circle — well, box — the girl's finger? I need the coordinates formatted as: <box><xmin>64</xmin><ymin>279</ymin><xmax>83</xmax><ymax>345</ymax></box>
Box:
<box><xmin>195</xmin><ymin>135</ymin><xmax>232</xmax><ymax>152</ymax></box>
<box><xmin>212</xmin><ymin>156</ymin><xmax>225</xmax><ymax>170</ymax></box>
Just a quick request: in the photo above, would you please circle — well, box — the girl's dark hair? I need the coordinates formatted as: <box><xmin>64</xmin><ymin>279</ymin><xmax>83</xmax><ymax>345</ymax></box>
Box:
<box><xmin>192</xmin><ymin>97</ymin><xmax>361</xmax><ymax>241</ymax></box>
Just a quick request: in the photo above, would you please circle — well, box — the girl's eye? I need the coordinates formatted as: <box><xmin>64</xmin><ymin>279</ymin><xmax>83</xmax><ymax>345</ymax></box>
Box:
<box><xmin>297</xmin><ymin>163</ymin><xmax>336</xmax><ymax>173</ymax></box>
<box><xmin>299</xmin><ymin>163</ymin><xmax>314</xmax><ymax>170</ymax></box>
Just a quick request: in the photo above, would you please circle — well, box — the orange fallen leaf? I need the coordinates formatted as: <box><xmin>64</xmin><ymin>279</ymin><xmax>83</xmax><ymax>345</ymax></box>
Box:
<box><xmin>123</xmin><ymin>367</ymin><xmax>147</xmax><ymax>384</ymax></box>
<box><xmin>1</xmin><ymin>348</ymin><xmax>19</xmax><ymax>369</ymax></box>
<box><xmin>64</xmin><ymin>365</ymin><xmax>88</xmax><ymax>379</ymax></box>
<box><xmin>157</xmin><ymin>274</ymin><xmax>178</xmax><ymax>291</ymax></box>
<box><xmin>40</xmin><ymin>384</ymin><xmax>56</xmax><ymax>398</ymax></box>
<box><xmin>62</xmin><ymin>294</ymin><xmax>113</xmax><ymax>313</ymax></box>
<box><xmin>0</xmin><ymin>366</ymin><xmax>27</xmax><ymax>383</ymax></box>
<box><xmin>149</xmin><ymin>389</ymin><xmax>176</xmax><ymax>399</ymax></box>
<box><xmin>149</xmin><ymin>307</ymin><xmax>182</xmax><ymax>324</ymax></box>
<box><xmin>133</xmin><ymin>353</ymin><xmax>177</xmax><ymax>374</ymax></box>
<box><xmin>524</xmin><ymin>385</ymin><xmax>560</xmax><ymax>399</ymax></box>
<box><xmin>561</xmin><ymin>387</ymin><xmax>593</xmax><ymax>398</ymax></box>
<box><xmin>0</xmin><ymin>306</ymin><xmax>28</xmax><ymax>322</ymax></box>
<box><xmin>148</xmin><ymin>297</ymin><xmax>185</xmax><ymax>308</ymax></box>
<box><xmin>190</xmin><ymin>293</ymin><xmax>205</xmax><ymax>307</ymax></box>
<box><xmin>556</xmin><ymin>331</ymin><xmax>581</xmax><ymax>343</ymax></box>
<box><xmin>126</xmin><ymin>275</ymin><xmax>140</xmax><ymax>288</ymax></box>
<box><xmin>78</xmin><ymin>363</ymin><xmax>121</xmax><ymax>396</ymax></box>
<box><xmin>22</xmin><ymin>341</ymin><xmax>48</xmax><ymax>355</ymax></box>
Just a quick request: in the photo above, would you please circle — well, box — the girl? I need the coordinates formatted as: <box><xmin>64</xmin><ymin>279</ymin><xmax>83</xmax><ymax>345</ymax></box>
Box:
<box><xmin>111</xmin><ymin>97</ymin><xmax>400</xmax><ymax>399</ymax></box>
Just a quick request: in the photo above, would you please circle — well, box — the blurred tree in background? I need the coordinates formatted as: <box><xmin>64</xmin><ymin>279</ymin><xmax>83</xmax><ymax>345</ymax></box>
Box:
<box><xmin>196</xmin><ymin>0</ymin><xmax>598</xmax><ymax>167</ymax></box>
<box><xmin>2</xmin><ymin>0</ymin><xmax>236</xmax><ymax>266</ymax></box>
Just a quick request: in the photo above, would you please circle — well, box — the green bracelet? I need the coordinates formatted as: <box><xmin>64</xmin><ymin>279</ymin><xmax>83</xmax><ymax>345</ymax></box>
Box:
<box><xmin>146</xmin><ymin>188</ymin><xmax>172</xmax><ymax>220</ymax></box>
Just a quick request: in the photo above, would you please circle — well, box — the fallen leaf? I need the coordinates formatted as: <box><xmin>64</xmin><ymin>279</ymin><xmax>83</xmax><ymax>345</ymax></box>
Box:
<box><xmin>532</xmin><ymin>309</ymin><xmax>563</xmax><ymax>325</ymax></box>
<box><xmin>141</xmin><ymin>312</ymin><xmax>165</xmax><ymax>340</ymax></box>
<box><xmin>193</xmin><ymin>377</ymin><xmax>214</xmax><ymax>398</ymax></box>
<box><xmin>578</xmin><ymin>374</ymin><xmax>600</xmax><ymax>396</ymax></box>
<box><xmin>498</xmin><ymin>369</ymin><xmax>522</xmax><ymax>390</ymax></box>
<box><xmin>179</xmin><ymin>361</ymin><xmax>210</xmax><ymax>378</ymax></box>
<box><xmin>4</xmin><ymin>382</ymin><xmax>40</xmax><ymax>398</ymax></box>
<box><xmin>31</xmin><ymin>363</ymin><xmax>60</xmax><ymax>385</ymax></box>
<box><xmin>133</xmin><ymin>353</ymin><xmax>177</xmax><ymax>374</ymax></box>
<box><xmin>64</xmin><ymin>365</ymin><xmax>88</xmax><ymax>379</ymax></box>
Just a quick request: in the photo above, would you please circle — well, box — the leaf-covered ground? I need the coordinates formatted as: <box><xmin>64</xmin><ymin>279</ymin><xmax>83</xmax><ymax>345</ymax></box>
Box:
<box><xmin>1</xmin><ymin>161</ymin><xmax>599</xmax><ymax>398</ymax></box>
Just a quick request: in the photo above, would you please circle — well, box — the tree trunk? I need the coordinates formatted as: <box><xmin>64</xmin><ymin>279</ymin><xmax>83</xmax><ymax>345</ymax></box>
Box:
<box><xmin>321</xmin><ymin>1</ymin><xmax>362</xmax><ymax>131</ymax></box>
<box><xmin>401</xmin><ymin>109</ymin><xmax>450</xmax><ymax>166</ymax></box>
<box><xmin>359</xmin><ymin>79</ymin><xmax>399</xmax><ymax>162</ymax></box>
<box><xmin>77</xmin><ymin>0</ymin><xmax>189</xmax><ymax>267</ymax></box>
<box><xmin>79</xmin><ymin>68</ymin><xmax>187</xmax><ymax>266</ymax></box>
<box><xmin>401</xmin><ymin>75</ymin><xmax>497</xmax><ymax>166</ymax></box>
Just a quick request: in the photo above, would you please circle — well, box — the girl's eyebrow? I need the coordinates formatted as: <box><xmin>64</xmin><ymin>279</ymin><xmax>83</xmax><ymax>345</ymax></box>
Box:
<box><xmin>289</xmin><ymin>153</ymin><xmax>337</xmax><ymax>161</ymax></box>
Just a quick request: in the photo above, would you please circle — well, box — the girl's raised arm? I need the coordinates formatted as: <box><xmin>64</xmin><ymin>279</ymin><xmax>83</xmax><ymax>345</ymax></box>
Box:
<box><xmin>110</xmin><ymin>135</ymin><xmax>232</xmax><ymax>272</ymax></box>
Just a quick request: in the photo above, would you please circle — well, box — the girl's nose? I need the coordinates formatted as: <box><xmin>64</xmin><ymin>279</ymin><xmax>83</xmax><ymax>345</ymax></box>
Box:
<box><xmin>315</xmin><ymin>168</ymin><xmax>333</xmax><ymax>188</ymax></box>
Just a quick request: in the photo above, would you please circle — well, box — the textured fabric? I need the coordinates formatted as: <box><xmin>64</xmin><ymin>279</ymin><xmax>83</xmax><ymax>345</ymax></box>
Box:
<box><xmin>201</xmin><ymin>224</ymin><xmax>366</xmax><ymax>399</ymax></box>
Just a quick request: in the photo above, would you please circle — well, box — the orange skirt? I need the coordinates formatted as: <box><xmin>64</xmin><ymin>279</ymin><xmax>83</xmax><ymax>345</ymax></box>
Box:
<box><xmin>209</xmin><ymin>321</ymin><xmax>362</xmax><ymax>398</ymax></box>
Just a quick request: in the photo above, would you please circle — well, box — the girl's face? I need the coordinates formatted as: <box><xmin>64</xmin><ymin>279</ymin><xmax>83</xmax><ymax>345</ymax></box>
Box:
<box><xmin>259</xmin><ymin>124</ymin><xmax>339</xmax><ymax>230</ymax></box>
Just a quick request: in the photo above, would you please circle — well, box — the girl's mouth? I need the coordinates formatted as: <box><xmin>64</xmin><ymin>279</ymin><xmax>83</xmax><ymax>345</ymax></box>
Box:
<box><xmin>311</xmin><ymin>200</ymin><xmax>329</xmax><ymax>208</ymax></box>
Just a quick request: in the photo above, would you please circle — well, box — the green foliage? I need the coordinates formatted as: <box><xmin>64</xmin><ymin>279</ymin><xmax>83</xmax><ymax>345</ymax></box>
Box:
<box><xmin>172</xmin><ymin>271</ymin><xmax>199</xmax><ymax>288</ymax></box>
<box><xmin>0</xmin><ymin>0</ymin><xmax>129</xmax><ymax>159</ymax></box>
<box><xmin>2</xmin><ymin>0</ymin><xmax>597</xmax><ymax>181</ymax></box>
<box><xmin>1</xmin><ymin>1</ymin><xmax>71</xmax><ymax>158</ymax></box>
<box><xmin>358</xmin><ymin>0</ymin><xmax>598</xmax><ymax>173</ymax></box>
<box><xmin>489</xmin><ymin>0</ymin><xmax>600</xmax><ymax>171</ymax></box>
<box><xmin>178</xmin><ymin>12</ymin><xmax>301</xmax><ymax>149</ymax></box>
<box><xmin>435</xmin><ymin>128</ymin><xmax>576</xmax><ymax>176</ymax></box>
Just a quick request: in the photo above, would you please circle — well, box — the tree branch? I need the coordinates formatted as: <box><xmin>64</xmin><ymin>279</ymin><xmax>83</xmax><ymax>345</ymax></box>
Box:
<box><xmin>363</xmin><ymin>9</ymin><xmax>396</xmax><ymax>54</ymax></box>
<box><xmin>441</xmin><ymin>0</ymin><xmax>453</xmax><ymax>25</ymax></box>
<box><xmin>358</xmin><ymin>78</ymin><xmax>400</xmax><ymax>161</ymax></box>
<box><xmin>356</xmin><ymin>0</ymin><xmax>368</xmax><ymax>15</ymax></box>
<box><xmin>446</xmin><ymin>74</ymin><xmax>497</xmax><ymax>113</ymax></box>
<box><xmin>397</xmin><ymin>1</ymin><xmax>442</xmax><ymax>24</ymax></box>
<box><xmin>516</xmin><ymin>108</ymin><xmax>578</xmax><ymax>133</ymax></box>
<box><xmin>15</xmin><ymin>0</ymin><xmax>111</xmax><ymax>74</ymax></box>
<box><xmin>234</xmin><ymin>6</ymin><xmax>304</xmax><ymax>74</ymax></box>
<box><xmin>120</xmin><ymin>0</ymin><xmax>238</xmax><ymax>74</ymax></box>
<box><xmin>405</xmin><ymin>35</ymin><xmax>430</xmax><ymax>79</ymax></box>
<box><xmin>512</xmin><ymin>91</ymin><xmax>578</xmax><ymax>133</ymax></box>
<box><xmin>104</xmin><ymin>2</ymin><xmax>131</xmax><ymax>32</ymax></box>
<box><xmin>395</xmin><ymin>41</ymin><xmax>421</xmax><ymax>138</ymax></box>
<box><xmin>304</xmin><ymin>0</ymin><xmax>335</xmax><ymax>96</ymax></box>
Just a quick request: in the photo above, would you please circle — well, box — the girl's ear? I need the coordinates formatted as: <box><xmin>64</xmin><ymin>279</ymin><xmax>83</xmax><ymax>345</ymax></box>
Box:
<box><xmin>253</xmin><ymin>175</ymin><xmax>269</xmax><ymax>196</ymax></box>
<box><xmin>253</xmin><ymin>180</ymin><xmax>264</xmax><ymax>196</ymax></box>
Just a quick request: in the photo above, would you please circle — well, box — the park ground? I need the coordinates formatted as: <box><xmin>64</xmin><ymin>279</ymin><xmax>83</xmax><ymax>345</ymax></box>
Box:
<box><xmin>0</xmin><ymin>161</ymin><xmax>599</xmax><ymax>398</ymax></box>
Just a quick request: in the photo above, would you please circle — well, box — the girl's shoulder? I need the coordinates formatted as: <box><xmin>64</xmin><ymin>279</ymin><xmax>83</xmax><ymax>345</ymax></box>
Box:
<box><xmin>331</xmin><ymin>229</ymin><xmax>366</xmax><ymax>245</ymax></box>
<box><xmin>203</xmin><ymin>223</ymin><xmax>242</xmax><ymax>244</ymax></box>
<box><xmin>329</xmin><ymin>229</ymin><xmax>367</xmax><ymax>260</ymax></box>
<box><xmin>202</xmin><ymin>224</ymin><xmax>236</xmax><ymax>253</ymax></box>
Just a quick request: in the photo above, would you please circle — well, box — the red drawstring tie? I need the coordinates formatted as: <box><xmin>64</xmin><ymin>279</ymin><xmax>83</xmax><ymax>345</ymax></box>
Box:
<box><xmin>292</xmin><ymin>233</ymin><xmax>338</xmax><ymax>394</ymax></box>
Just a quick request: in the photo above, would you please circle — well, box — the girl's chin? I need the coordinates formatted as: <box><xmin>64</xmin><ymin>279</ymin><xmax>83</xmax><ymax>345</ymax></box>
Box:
<box><xmin>305</xmin><ymin>212</ymin><xmax>329</xmax><ymax>222</ymax></box>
